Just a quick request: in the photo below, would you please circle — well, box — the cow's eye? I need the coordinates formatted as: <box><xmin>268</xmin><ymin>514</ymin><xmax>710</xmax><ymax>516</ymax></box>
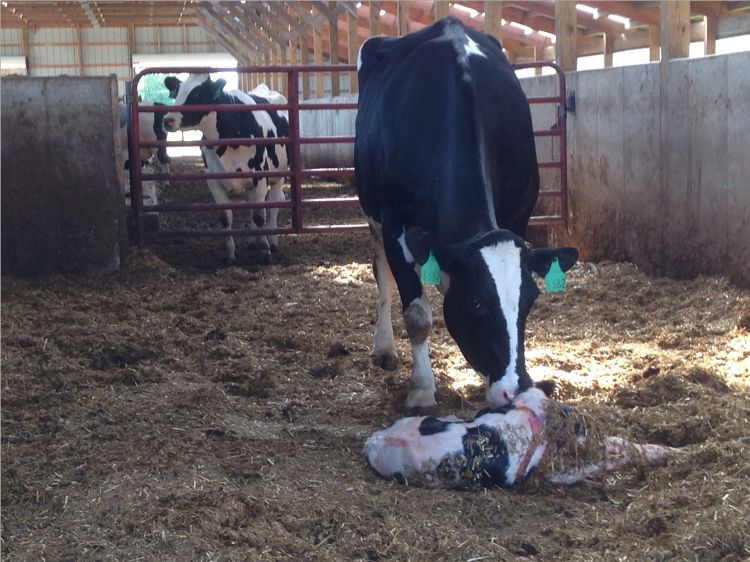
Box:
<box><xmin>471</xmin><ymin>298</ymin><xmax>482</xmax><ymax>310</ymax></box>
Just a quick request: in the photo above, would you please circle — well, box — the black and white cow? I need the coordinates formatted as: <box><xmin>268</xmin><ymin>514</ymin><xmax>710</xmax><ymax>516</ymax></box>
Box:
<box><xmin>364</xmin><ymin>385</ymin><xmax>680</xmax><ymax>489</ymax></box>
<box><xmin>355</xmin><ymin>17</ymin><xmax>578</xmax><ymax>412</ymax></box>
<box><xmin>118</xmin><ymin>101</ymin><xmax>171</xmax><ymax>170</ymax></box>
<box><xmin>162</xmin><ymin>75</ymin><xmax>289</xmax><ymax>260</ymax></box>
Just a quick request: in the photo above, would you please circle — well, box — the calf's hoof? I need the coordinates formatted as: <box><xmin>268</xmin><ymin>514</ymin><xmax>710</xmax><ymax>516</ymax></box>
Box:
<box><xmin>371</xmin><ymin>351</ymin><xmax>398</xmax><ymax>371</ymax></box>
<box><xmin>405</xmin><ymin>403</ymin><xmax>440</xmax><ymax>417</ymax></box>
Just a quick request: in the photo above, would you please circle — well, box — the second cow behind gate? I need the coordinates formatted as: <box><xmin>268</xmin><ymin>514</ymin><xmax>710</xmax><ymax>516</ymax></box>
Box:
<box><xmin>355</xmin><ymin>17</ymin><xmax>579</xmax><ymax>413</ymax></box>
<box><xmin>162</xmin><ymin>75</ymin><xmax>289</xmax><ymax>262</ymax></box>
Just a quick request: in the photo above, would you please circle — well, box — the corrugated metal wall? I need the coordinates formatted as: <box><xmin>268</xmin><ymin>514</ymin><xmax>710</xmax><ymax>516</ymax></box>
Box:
<box><xmin>1</xmin><ymin>25</ymin><xmax>224</xmax><ymax>96</ymax></box>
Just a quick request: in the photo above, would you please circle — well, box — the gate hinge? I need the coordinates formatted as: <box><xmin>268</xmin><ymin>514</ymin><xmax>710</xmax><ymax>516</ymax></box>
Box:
<box><xmin>560</xmin><ymin>92</ymin><xmax>576</xmax><ymax>118</ymax></box>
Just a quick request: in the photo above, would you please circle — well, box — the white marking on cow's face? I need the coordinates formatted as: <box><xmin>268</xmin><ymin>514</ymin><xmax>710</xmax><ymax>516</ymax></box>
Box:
<box><xmin>479</xmin><ymin>241</ymin><xmax>522</xmax><ymax>406</ymax></box>
<box><xmin>164</xmin><ymin>73</ymin><xmax>210</xmax><ymax>132</ymax></box>
<box><xmin>464</xmin><ymin>37</ymin><xmax>486</xmax><ymax>59</ymax></box>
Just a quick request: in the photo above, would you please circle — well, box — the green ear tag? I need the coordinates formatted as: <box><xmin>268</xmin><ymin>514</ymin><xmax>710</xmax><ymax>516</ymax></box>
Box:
<box><xmin>213</xmin><ymin>89</ymin><xmax>222</xmax><ymax>101</ymax></box>
<box><xmin>420</xmin><ymin>252</ymin><xmax>441</xmax><ymax>286</ymax></box>
<box><xmin>544</xmin><ymin>258</ymin><xmax>567</xmax><ymax>293</ymax></box>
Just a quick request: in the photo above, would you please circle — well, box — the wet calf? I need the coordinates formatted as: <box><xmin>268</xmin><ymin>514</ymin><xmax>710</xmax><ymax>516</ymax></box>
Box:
<box><xmin>364</xmin><ymin>386</ymin><xmax>679</xmax><ymax>489</ymax></box>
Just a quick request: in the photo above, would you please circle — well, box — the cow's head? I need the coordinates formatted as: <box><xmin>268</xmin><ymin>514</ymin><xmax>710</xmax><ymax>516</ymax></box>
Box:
<box><xmin>162</xmin><ymin>74</ymin><xmax>226</xmax><ymax>132</ymax></box>
<box><xmin>406</xmin><ymin>228</ymin><xmax>578</xmax><ymax>407</ymax></box>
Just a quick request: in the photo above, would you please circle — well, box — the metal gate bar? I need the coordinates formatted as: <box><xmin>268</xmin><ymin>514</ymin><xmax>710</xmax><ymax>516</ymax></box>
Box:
<box><xmin>129</xmin><ymin>62</ymin><xmax>568</xmax><ymax>247</ymax></box>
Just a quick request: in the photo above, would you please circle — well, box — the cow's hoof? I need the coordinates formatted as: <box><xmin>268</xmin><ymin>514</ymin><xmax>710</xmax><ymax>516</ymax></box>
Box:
<box><xmin>405</xmin><ymin>388</ymin><xmax>438</xmax><ymax>413</ymax></box>
<box><xmin>405</xmin><ymin>403</ymin><xmax>440</xmax><ymax>417</ymax></box>
<box><xmin>371</xmin><ymin>352</ymin><xmax>398</xmax><ymax>371</ymax></box>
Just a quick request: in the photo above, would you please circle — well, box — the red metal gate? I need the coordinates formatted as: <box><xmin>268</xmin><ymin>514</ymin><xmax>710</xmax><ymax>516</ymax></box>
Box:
<box><xmin>128</xmin><ymin>62</ymin><xmax>568</xmax><ymax>247</ymax></box>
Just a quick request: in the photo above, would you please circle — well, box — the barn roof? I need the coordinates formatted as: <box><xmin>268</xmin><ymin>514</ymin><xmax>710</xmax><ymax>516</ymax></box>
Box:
<box><xmin>2</xmin><ymin>1</ymin><xmax>749</xmax><ymax>61</ymax></box>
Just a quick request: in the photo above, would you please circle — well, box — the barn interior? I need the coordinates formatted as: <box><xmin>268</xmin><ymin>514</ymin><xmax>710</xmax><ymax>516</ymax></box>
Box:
<box><xmin>2</xmin><ymin>2</ymin><xmax>749</xmax><ymax>561</ymax></box>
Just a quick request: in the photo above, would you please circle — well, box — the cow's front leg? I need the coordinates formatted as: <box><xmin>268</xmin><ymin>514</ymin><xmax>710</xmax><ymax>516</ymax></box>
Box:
<box><xmin>266</xmin><ymin>179</ymin><xmax>285</xmax><ymax>252</ymax></box>
<box><xmin>403</xmin><ymin>295</ymin><xmax>436</xmax><ymax>412</ymax></box>
<box><xmin>207</xmin><ymin>179</ymin><xmax>235</xmax><ymax>262</ymax></box>
<box><xmin>245</xmin><ymin>179</ymin><xmax>271</xmax><ymax>259</ymax></box>
<box><xmin>383</xmin><ymin>229</ymin><xmax>437</xmax><ymax>413</ymax></box>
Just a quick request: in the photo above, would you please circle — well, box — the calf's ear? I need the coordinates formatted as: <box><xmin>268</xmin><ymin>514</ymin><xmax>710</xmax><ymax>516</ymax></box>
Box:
<box><xmin>535</xmin><ymin>379</ymin><xmax>557</xmax><ymax>397</ymax></box>
<box><xmin>405</xmin><ymin>227</ymin><xmax>437</xmax><ymax>266</ymax></box>
<box><xmin>525</xmin><ymin>247</ymin><xmax>579</xmax><ymax>278</ymax></box>
<box><xmin>164</xmin><ymin>76</ymin><xmax>181</xmax><ymax>98</ymax></box>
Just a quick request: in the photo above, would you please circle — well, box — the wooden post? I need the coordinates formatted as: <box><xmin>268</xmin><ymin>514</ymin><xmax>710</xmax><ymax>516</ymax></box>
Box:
<box><xmin>181</xmin><ymin>24</ymin><xmax>187</xmax><ymax>52</ymax></box>
<box><xmin>660</xmin><ymin>0</ymin><xmax>690</xmax><ymax>61</ymax></box>
<box><xmin>314</xmin><ymin>28</ymin><xmax>324</xmax><ymax>98</ymax></box>
<box><xmin>397</xmin><ymin>1</ymin><xmax>410</xmax><ymax>36</ymax></box>
<box><xmin>533</xmin><ymin>44</ymin><xmax>543</xmax><ymax>76</ymax></box>
<box><xmin>603</xmin><ymin>33</ymin><xmax>614</xmax><ymax>68</ymax></box>
<box><xmin>156</xmin><ymin>24</ymin><xmax>161</xmax><ymax>52</ymax></box>
<box><xmin>127</xmin><ymin>25</ymin><xmax>135</xmax><ymax>80</ymax></box>
<box><xmin>434</xmin><ymin>0</ymin><xmax>450</xmax><ymax>20</ymax></box>
<box><xmin>347</xmin><ymin>11</ymin><xmax>359</xmax><ymax>93</ymax></box>
<box><xmin>76</xmin><ymin>25</ymin><xmax>84</xmax><ymax>76</ymax></box>
<box><xmin>280</xmin><ymin>45</ymin><xmax>289</xmax><ymax>98</ymax></box>
<box><xmin>21</xmin><ymin>26</ymin><xmax>29</xmax><ymax>75</ymax></box>
<box><xmin>329</xmin><ymin>3</ymin><xmax>340</xmax><ymax>96</ymax></box>
<box><xmin>555</xmin><ymin>0</ymin><xmax>577</xmax><ymax>71</ymax></box>
<box><xmin>369</xmin><ymin>1</ymin><xmax>381</xmax><ymax>36</ymax></box>
<box><xmin>484</xmin><ymin>1</ymin><xmax>502</xmax><ymax>45</ymax></box>
<box><xmin>704</xmin><ymin>15</ymin><xmax>717</xmax><ymax>55</ymax></box>
<box><xmin>649</xmin><ymin>25</ymin><xmax>660</xmax><ymax>61</ymax></box>
<box><xmin>300</xmin><ymin>34</ymin><xmax>311</xmax><ymax>99</ymax></box>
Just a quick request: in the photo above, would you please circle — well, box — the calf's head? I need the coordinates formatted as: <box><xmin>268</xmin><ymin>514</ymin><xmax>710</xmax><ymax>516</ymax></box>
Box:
<box><xmin>407</xmin><ymin>228</ymin><xmax>577</xmax><ymax>407</ymax></box>
<box><xmin>162</xmin><ymin>74</ymin><xmax>226</xmax><ymax>132</ymax></box>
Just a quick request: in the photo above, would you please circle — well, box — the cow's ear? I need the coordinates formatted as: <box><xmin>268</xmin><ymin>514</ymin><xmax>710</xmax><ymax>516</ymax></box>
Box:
<box><xmin>525</xmin><ymin>247</ymin><xmax>579</xmax><ymax>278</ymax></box>
<box><xmin>405</xmin><ymin>227</ymin><xmax>437</xmax><ymax>266</ymax></box>
<box><xmin>212</xmin><ymin>78</ymin><xmax>227</xmax><ymax>101</ymax></box>
<box><xmin>164</xmin><ymin>76</ymin><xmax>181</xmax><ymax>98</ymax></box>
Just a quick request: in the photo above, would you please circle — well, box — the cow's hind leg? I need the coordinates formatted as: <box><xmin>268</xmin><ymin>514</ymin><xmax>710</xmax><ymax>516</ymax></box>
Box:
<box><xmin>207</xmin><ymin>179</ymin><xmax>235</xmax><ymax>262</ymax></box>
<box><xmin>266</xmin><ymin>179</ymin><xmax>285</xmax><ymax>252</ymax></box>
<box><xmin>369</xmin><ymin>221</ymin><xmax>398</xmax><ymax>372</ymax></box>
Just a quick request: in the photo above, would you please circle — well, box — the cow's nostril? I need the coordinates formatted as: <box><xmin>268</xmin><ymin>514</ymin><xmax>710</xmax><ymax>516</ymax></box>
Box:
<box><xmin>503</xmin><ymin>390</ymin><xmax>515</xmax><ymax>403</ymax></box>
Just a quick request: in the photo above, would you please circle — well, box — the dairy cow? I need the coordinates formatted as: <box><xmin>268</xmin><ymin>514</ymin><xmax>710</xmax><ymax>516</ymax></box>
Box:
<box><xmin>118</xmin><ymin>101</ymin><xmax>171</xmax><ymax>171</ymax></box>
<box><xmin>162</xmin><ymin>76</ymin><xmax>289</xmax><ymax>261</ymax></box>
<box><xmin>355</xmin><ymin>17</ymin><xmax>578</xmax><ymax>413</ymax></box>
<box><xmin>364</xmin><ymin>385</ymin><xmax>680</xmax><ymax>489</ymax></box>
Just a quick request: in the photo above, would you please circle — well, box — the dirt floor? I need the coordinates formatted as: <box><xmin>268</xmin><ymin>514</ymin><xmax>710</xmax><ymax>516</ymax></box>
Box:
<box><xmin>2</xmin><ymin>158</ymin><xmax>749</xmax><ymax>561</ymax></box>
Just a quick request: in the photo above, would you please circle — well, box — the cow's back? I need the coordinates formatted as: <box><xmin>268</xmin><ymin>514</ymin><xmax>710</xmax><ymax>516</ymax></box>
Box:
<box><xmin>355</xmin><ymin>17</ymin><xmax>539</xmax><ymax>238</ymax></box>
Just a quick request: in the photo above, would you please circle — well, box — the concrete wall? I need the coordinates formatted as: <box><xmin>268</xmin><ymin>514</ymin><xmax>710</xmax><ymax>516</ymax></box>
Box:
<box><xmin>565</xmin><ymin>52</ymin><xmax>750</xmax><ymax>287</ymax></box>
<box><xmin>1</xmin><ymin>76</ymin><xmax>127</xmax><ymax>276</ymax></box>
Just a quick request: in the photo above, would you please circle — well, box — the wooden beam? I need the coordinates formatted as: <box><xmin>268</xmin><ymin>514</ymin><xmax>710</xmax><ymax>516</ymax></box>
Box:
<box><xmin>347</xmin><ymin>11</ymin><xmax>358</xmax><ymax>93</ymax></box>
<box><xmin>649</xmin><ymin>24</ymin><xmax>660</xmax><ymax>61</ymax></box>
<box><xmin>434</xmin><ymin>0</ymin><xmax>450</xmax><ymax>20</ymax></box>
<box><xmin>555</xmin><ymin>0</ymin><xmax>577</xmax><ymax>71</ymax></box>
<box><xmin>194</xmin><ymin>11</ymin><xmax>254</xmax><ymax>62</ymax></box>
<box><xmin>484</xmin><ymin>1</ymin><xmax>502</xmax><ymax>44</ymax></box>
<box><xmin>603</xmin><ymin>33</ymin><xmax>614</xmax><ymax>67</ymax></box>
<box><xmin>704</xmin><ymin>15</ymin><xmax>717</xmax><ymax>55</ymax></box>
<box><xmin>660</xmin><ymin>0</ymin><xmax>690</xmax><ymax>61</ymax></box>
<box><xmin>369</xmin><ymin>1</ymin><xmax>381</xmax><ymax>35</ymax></box>
<box><xmin>397</xmin><ymin>0</ymin><xmax>410</xmax><ymax>35</ymax></box>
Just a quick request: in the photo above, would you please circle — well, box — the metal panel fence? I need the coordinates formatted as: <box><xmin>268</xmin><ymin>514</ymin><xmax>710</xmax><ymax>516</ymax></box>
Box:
<box><xmin>129</xmin><ymin>62</ymin><xmax>568</xmax><ymax>247</ymax></box>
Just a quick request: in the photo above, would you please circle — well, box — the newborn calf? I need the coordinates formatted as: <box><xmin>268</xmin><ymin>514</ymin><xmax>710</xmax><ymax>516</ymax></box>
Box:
<box><xmin>364</xmin><ymin>387</ymin><xmax>678</xmax><ymax>489</ymax></box>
